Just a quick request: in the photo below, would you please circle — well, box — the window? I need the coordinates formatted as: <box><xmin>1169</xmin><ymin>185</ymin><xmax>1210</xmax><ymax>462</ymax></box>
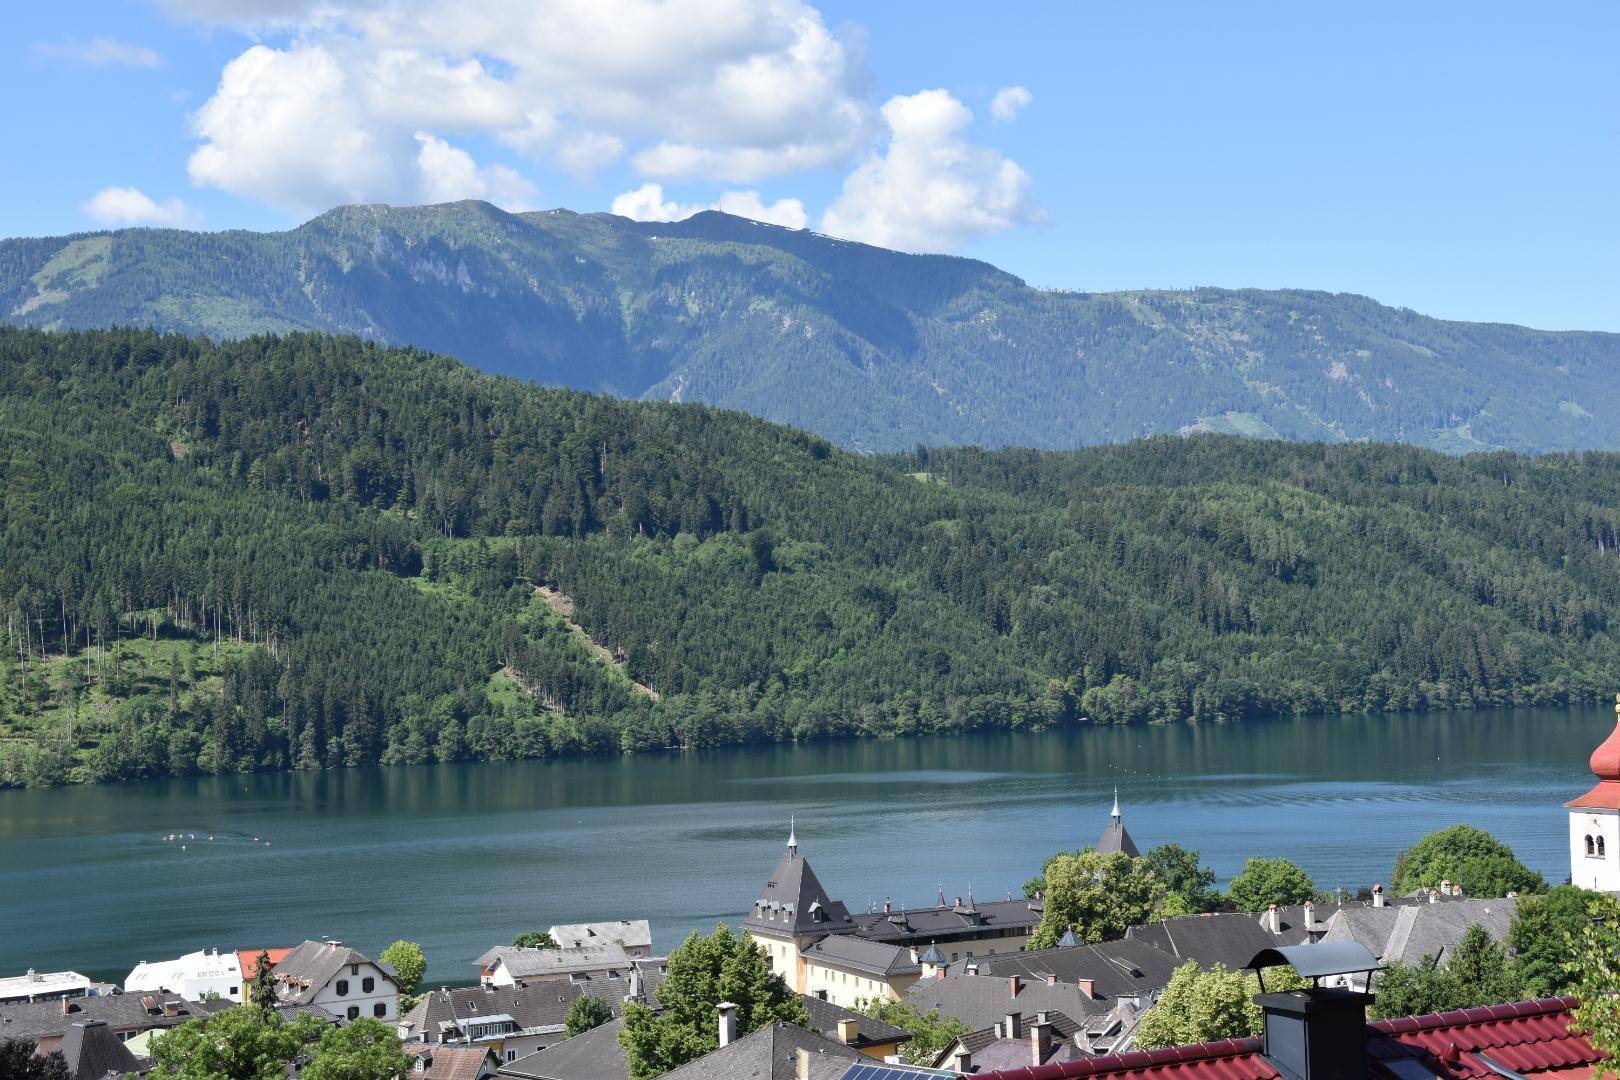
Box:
<box><xmin>1589</xmin><ymin>836</ymin><xmax>1599</xmax><ymax>856</ymax></box>
<box><xmin>1602</xmin><ymin>837</ymin><xmax>1609</xmax><ymax>857</ymax></box>
<box><xmin>362</xmin><ymin>977</ymin><xmax>375</xmax><ymax>993</ymax></box>
<box><xmin>336</xmin><ymin>980</ymin><xmax>349</xmax><ymax>996</ymax></box>
<box><xmin>347</xmin><ymin>1006</ymin><xmax>360</xmax><ymax>1020</ymax></box>
<box><xmin>374</xmin><ymin>1003</ymin><xmax>386</xmax><ymax>1018</ymax></box>
<box><xmin>230</xmin><ymin>987</ymin><xmax>239</xmax><ymax>997</ymax></box>
<box><xmin>350</xmin><ymin>964</ymin><xmax>359</xmax><ymax>976</ymax></box>
<box><xmin>507</xmin><ymin>1051</ymin><xmax>518</xmax><ymax>1062</ymax></box>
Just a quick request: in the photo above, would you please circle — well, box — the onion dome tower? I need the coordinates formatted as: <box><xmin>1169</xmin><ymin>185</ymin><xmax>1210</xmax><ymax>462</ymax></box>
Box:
<box><xmin>1566</xmin><ymin>694</ymin><xmax>1620</xmax><ymax>891</ymax></box>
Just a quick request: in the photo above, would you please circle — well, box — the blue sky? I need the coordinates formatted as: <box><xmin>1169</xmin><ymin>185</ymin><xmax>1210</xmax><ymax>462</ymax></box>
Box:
<box><xmin>4</xmin><ymin>1</ymin><xmax>1616</xmax><ymax>330</ymax></box>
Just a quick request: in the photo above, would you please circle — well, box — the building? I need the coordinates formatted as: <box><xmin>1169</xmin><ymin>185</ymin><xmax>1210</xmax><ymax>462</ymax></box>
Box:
<box><xmin>0</xmin><ymin>970</ymin><xmax>105</xmax><ymax>1006</ymax></box>
<box><xmin>934</xmin><ymin>940</ymin><xmax>1177</xmax><ymax>1005</ymax></box>
<box><xmin>933</xmin><ymin>1010</ymin><xmax>1091</xmax><ymax>1073</ymax></box>
<box><xmin>905</xmin><ymin>975</ymin><xmax>1106</xmax><ymax>1036</ymax></box>
<box><xmin>53</xmin><ymin>1019</ymin><xmax>141</xmax><ymax>1080</ymax></box>
<box><xmin>498</xmin><ymin>1016</ymin><xmax>631</xmax><ymax>1080</ymax></box>
<box><xmin>406</xmin><ymin>1045</ymin><xmax>502</xmax><ymax>1080</ymax></box>
<box><xmin>479</xmin><ymin>944</ymin><xmax>637</xmax><ymax>989</ymax></box>
<box><xmin>800</xmin><ymin>994</ymin><xmax>912</xmax><ymax>1060</ymax></box>
<box><xmin>1094</xmin><ymin>793</ymin><xmax>1138</xmax><ymax>859</ymax></box>
<box><xmin>548</xmin><ymin>922</ymin><xmax>654</xmax><ymax>960</ymax></box>
<box><xmin>236</xmin><ymin>948</ymin><xmax>295</xmax><ymax>988</ymax></box>
<box><xmin>742</xmin><ymin>826</ymin><xmax>1044</xmax><ymax>1002</ymax></box>
<box><xmin>657</xmin><ymin>1017</ymin><xmax>864</xmax><ymax>1080</ymax></box>
<box><xmin>0</xmin><ymin>992</ymin><xmax>220</xmax><ymax>1050</ymax></box>
<box><xmin>1316</xmin><ymin>894</ymin><xmax>1518</xmax><ymax>992</ymax></box>
<box><xmin>271</xmin><ymin>939</ymin><xmax>399</xmax><ymax>1023</ymax></box>
<box><xmin>1568</xmin><ymin>694</ymin><xmax>1620</xmax><ymax>891</ymax></box>
<box><xmin>398</xmin><ymin>977</ymin><xmax>657</xmax><ymax>1065</ymax></box>
<box><xmin>125</xmin><ymin>947</ymin><xmax>244</xmax><ymax>1002</ymax></box>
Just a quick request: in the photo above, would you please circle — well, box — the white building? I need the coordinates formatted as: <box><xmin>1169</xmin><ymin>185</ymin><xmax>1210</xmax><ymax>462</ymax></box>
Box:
<box><xmin>271</xmin><ymin>940</ymin><xmax>399</xmax><ymax>1023</ymax></box>
<box><xmin>125</xmin><ymin>949</ymin><xmax>244</xmax><ymax>1002</ymax></box>
<box><xmin>1567</xmin><ymin>695</ymin><xmax>1620</xmax><ymax>892</ymax></box>
<box><xmin>0</xmin><ymin>970</ymin><xmax>101</xmax><ymax>1006</ymax></box>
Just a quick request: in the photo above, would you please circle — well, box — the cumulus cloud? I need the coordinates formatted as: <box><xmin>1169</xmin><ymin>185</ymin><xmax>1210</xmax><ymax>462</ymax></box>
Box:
<box><xmin>180</xmin><ymin>0</ymin><xmax>874</xmax><ymax>213</ymax></box>
<box><xmin>611</xmin><ymin>182</ymin><xmax>806</xmax><ymax>229</ymax></box>
<box><xmin>819</xmin><ymin>89</ymin><xmax>1043</xmax><ymax>253</ymax></box>
<box><xmin>415</xmin><ymin>134</ymin><xmax>538</xmax><ymax>208</ymax></box>
<box><xmin>83</xmin><ymin>187</ymin><xmax>201</xmax><ymax>228</ymax></box>
<box><xmin>34</xmin><ymin>37</ymin><xmax>162</xmax><ymax>68</ymax></box>
<box><xmin>989</xmin><ymin>85</ymin><xmax>1031</xmax><ymax>122</ymax></box>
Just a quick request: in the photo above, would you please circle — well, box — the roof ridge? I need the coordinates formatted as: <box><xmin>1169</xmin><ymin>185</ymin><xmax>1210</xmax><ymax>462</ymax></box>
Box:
<box><xmin>1368</xmin><ymin>995</ymin><xmax>1580</xmax><ymax>1034</ymax></box>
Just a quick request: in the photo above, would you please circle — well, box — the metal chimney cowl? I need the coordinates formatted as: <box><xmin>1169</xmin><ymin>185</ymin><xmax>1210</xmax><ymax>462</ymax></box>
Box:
<box><xmin>1253</xmin><ymin>987</ymin><xmax>1371</xmax><ymax>1080</ymax></box>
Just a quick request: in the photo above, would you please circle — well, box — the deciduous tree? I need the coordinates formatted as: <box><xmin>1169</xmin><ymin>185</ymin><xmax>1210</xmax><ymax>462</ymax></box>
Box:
<box><xmin>1392</xmin><ymin>825</ymin><xmax>1546</xmax><ymax>898</ymax></box>
<box><xmin>1226</xmin><ymin>857</ymin><xmax>1316</xmax><ymax>912</ymax></box>
<box><xmin>1133</xmin><ymin>962</ymin><xmax>1305</xmax><ymax>1050</ymax></box>
<box><xmin>566</xmin><ymin>995</ymin><xmax>615</xmax><ymax>1038</ymax></box>
<box><xmin>854</xmin><ymin>1000</ymin><xmax>968</xmax><ymax>1067</ymax></box>
<box><xmin>378</xmin><ymin>940</ymin><xmax>426</xmax><ymax>999</ymax></box>
<box><xmin>1029</xmin><ymin>849</ymin><xmax>1160</xmax><ymax>947</ymax></box>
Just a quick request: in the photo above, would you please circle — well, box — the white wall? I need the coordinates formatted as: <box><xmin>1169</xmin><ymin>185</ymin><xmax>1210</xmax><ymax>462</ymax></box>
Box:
<box><xmin>1569</xmin><ymin>808</ymin><xmax>1620</xmax><ymax>891</ymax></box>
<box><xmin>308</xmin><ymin>961</ymin><xmax>398</xmax><ymax>1023</ymax></box>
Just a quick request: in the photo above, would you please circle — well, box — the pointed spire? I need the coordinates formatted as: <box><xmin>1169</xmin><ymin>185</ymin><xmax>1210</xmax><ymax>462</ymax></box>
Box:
<box><xmin>1111</xmin><ymin>787</ymin><xmax>1121</xmax><ymax>822</ymax></box>
<box><xmin>787</xmin><ymin>815</ymin><xmax>798</xmax><ymax>855</ymax></box>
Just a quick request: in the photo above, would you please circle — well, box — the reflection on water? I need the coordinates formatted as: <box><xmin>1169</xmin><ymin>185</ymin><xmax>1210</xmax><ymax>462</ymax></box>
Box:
<box><xmin>0</xmin><ymin>705</ymin><xmax>1604</xmax><ymax>983</ymax></box>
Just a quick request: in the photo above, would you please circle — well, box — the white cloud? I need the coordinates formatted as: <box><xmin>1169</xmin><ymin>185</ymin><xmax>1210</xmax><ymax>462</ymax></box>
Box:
<box><xmin>83</xmin><ymin>187</ymin><xmax>201</xmax><ymax>228</ymax></box>
<box><xmin>34</xmin><ymin>37</ymin><xmax>162</xmax><ymax>68</ymax></box>
<box><xmin>611</xmin><ymin>182</ymin><xmax>806</xmax><ymax>229</ymax></box>
<box><xmin>415</xmin><ymin>133</ymin><xmax>538</xmax><ymax>209</ymax></box>
<box><xmin>819</xmin><ymin>89</ymin><xmax>1043</xmax><ymax>253</ymax></box>
<box><xmin>989</xmin><ymin>85</ymin><xmax>1031</xmax><ymax>122</ymax></box>
<box><xmin>181</xmin><ymin>0</ymin><xmax>876</xmax><ymax>212</ymax></box>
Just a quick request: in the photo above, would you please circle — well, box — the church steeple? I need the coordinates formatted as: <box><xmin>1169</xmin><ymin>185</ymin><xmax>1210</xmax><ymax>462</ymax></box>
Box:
<box><xmin>1566</xmin><ymin>694</ymin><xmax>1620</xmax><ymax>890</ymax></box>
<box><xmin>787</xmin><ymin>816</ymin><xmax>798</xmax><ymax>856</ymax></box>
<box><xmin>1096</xmin><ymin>790</ymin><xmax>1140</xmax><ymax>858</ymax></box>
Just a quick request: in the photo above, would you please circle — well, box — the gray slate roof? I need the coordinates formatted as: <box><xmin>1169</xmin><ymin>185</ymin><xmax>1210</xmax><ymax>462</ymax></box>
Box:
<box><xmin>274</xmin><ymin>940</ymin><xmax>394</xmax><ymax>1005</ymax></box>
<box><xmin>846</xmin><ymin>898</ymin><xmax>1042</xmax><ymax>947</ymax></box>
<box><xmin>550</xmin><ymin>922</ymin><xmax>653</xmax><ymax>952</ymax></box>
<box><xmin>0</xmin><ymin>993</ymin><xmax>212</xmax><ymax>1041</ymax></box>
<box><xmin>940</xmin><ymin>939</ymin><xmax>1178</xmax><ymax>1001</ymax></box>
<box><xmin>498</xmin><ymin>1017</ymin><xmax>630</xmax><ymax>1080</ymax></box>
<box><xmin>480</xmin><ymin>945</ymin><xmax>635</xmax><ymax>981</ymax></box>
<box><xmin>742</xmin><ymin>851</ymin><xmax>855</xmax><ymax>939</ymax></box>
<box><xmin>1319</xmin><ymin>897</ymin><xmax>1518</xmax><ymax>967</ymax></box>
<box><xmin>658</xmin><ymin>1023</ymin><xmax>862</xmax><ymax>1080</ymax></box>
<box><xmin>946</xmin><ymin>1011</ymin><xmax>1088</xmax><ymax>1073</ymax></box>
<box><xmin>58</xmin><ymin>1019</ymin><xmax>140</xmax><ymax>1080</ymax></box>
<box><xmin>1095</xmin><ymin>822</ymin><xmax>1138</xmax><ymax>859</ymax></box>
<box><xmin>904</xmin><ymin>974</ymin><xmax>1106</xmax><ymax>1032</ymax></box>
<box><xmin>799</xmin><ymin>995</ymin><xmax>911</xmax><ymax>1050</ymax></box>
<box><xmin>801</xmin><ymin>936</ymin><xmax>919</xmax><ymax>978</ymax></box>
<box><xmin>403</xmin><ymin>984</ymin><xmax>590</xmax><ymax>1043</ymax></box>
<box><xmin>1125</xmin><ymin>912</ymin><xmax>1297</xmax><ymax>972</ymax></box>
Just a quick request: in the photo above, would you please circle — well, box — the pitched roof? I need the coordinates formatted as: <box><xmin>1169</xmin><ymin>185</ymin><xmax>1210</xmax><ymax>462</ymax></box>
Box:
<box><xmin>940</xmin><ymin>941</ymin><xmax>1177</xmax><ymax>1003</ymax></box>
<box><xmin>905</xmin><ymin>975</ymin><xmax>1106</xmax><ymax>1033</ymax></box>
<box><xmin>1320</xmin><ymin>898</ymin><xmax>1516</xmax><ymax>968</ymax></box>
<box><xmin>658</xmin><ymin>1022</ymin><xmax>863</xmax><ymax>1080</ymax></box>
<box><xmin>481</xmin><ymin>945</ymin><xmax>634</xmax><ymax>980</ymax></box>
<box><xmin>407</xmin><ymin>1045</ymin><xmax>498</xmax><ymax>1080</ymax></box>
<box><xmin>1094</xmin><ymin>823</ymin><xmax>1138</xmax><ymax>860</ymax></box>
<box><xmin>800</xmin><ymin>995</ymin><xmax>911</xmax><ymax>1049</ymax></box>
<box><xmin>274</xmin><ymin>940</ymin><xmax>394</xmax><ymax>1004</ymax></box>
<box><xmin>402</xmin><ymin>983</ymin><xmax>592</xmax><ymax>1042</ymax></box>
<box><xmin>498</xmin><ymin>1017</ymin><xmax>630</xmax><ymax>1080</ymax></box>
<box><xmin>960</xmin><ymin>996</ymin><xmax>1607</xmax><ymax>1080</ymax></box>
<box><xmin>742</xmin><ymin>850</ymin><xmax>855</xmax><ymax>939</ymax></box>
<box><xmin>1124</xmin><ymin>913</ymin><xmax>1292</xmax><ymax>973</ymax></box>
<box><xmin>802</xmin><ymin>936</ymin><xmax>920</xmax><ymax>978</ymax></box>
<box><xmin>0</xmin><ymin>993</ymin><xmax>212</xmax><ymax>1041</ymax></box>
<box><xmin>237</xmin><ymin>948</ymin><xmax>294</xmax><ymax>980</ymax></box>
<box><xmin>946</xmin><ymin>1011</ymin><xmax>1088</xmax><ymax>1071</ymax></box>
<box><xmin>847</xmin><ymin>900</ymin><xmax>1042</xmax><ymax>947</ymax></box>
<box><xmin>57</xmin><ymin>1020</ymin><xmax>140</xmax><ymax>1080</ymax></box>
<box><xmin>550</xmin><ymin>923</ymin><xmax>653</xmax><ymax>951</ymax></box>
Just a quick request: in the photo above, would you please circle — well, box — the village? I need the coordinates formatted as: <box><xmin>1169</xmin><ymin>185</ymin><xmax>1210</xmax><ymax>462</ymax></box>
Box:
<box><xmin>7</xmin><ymin>710</ymin><xmax>1620</xmax><ymax>1080</ymax></box>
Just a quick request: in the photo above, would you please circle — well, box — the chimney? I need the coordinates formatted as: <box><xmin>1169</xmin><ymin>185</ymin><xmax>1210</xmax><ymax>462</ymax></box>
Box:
<box><xmin>1371</xmin><ymin>884</ymin><xmax>1385</xmax><ymax>909</ymax></box>
<box><xmin>836</xmin><ymin>1019</ymin><xmax>860</xmax><ymax>1045</ymax></box>
<box><xmin>794</xmin><ymin>1048</ymin><xmax>811</xmax><ymax>1080</ymax></box>
<box><xmin>1077</xmin><ymin>978</ymin><xmax>1095</xmax><ymax>999</ymax></box>
<box><xmin>966</xmin><ymin>962</ymin><xmax>979</xmax><ymax>975</ymax></box>
<box><xmin>883</xmin><ymin>898</ymin><xmax>891</xmax><ymax>914</ymax></box>
<box><xmin>1266</xmin><ymin>904</ymin><xmax>1281</xmax><ymax>933</ymax></box>
<box><xmin>909</xmin><ymin>947</ymin><xmax>919</xmax><ymax>965</ymax></box>
<box><xmin>1003</xmin><ymin>1011</ymin><xmax>1021</xmax><ymax>1040</ymax></box>
<box><xmin>61</xmin><ymin>999</ymin><xmax>72</xmax><ymax>1016</ymax></box>
<box><xmin>1255</xmin><ymin>987</ymin><xmax>1371</xmax><ymax>1080</ymax></box>
<box><xmin>1440</xmin><ymin>879</ymin><xmax>1452</xmax><ymax>897</ymax></box>
<box><xmin>1029</xmin><ymin>1018</ymin><xmax>1052</xmax><ymax>1065</ymax></box>
<box><xmin>1303</xmin><ymin>900</ymin><xmax>1316</xmax><ymax>927</ymax></box>
<box><xmin>717</xmin><ymin>1002</ymin><xmax>739</xmax><ymax>1048</ymax></box>
<box><xmin>952</xmin><ymin>1049</ymin><xmax>972</xmax><ymax>1073</ymax></box>
<box><xmin>1427</xmin><ymin>888</ymin><xmax>1439</xmax><ymax>905</ymax></box>
<box><xmin>1045</xmin><ymin>973</ymin><xmax>1057</xmax><ymax>987</ymax></box>
<box><xmin>1008</xmin><ymin>976</ymin><xmax>1020</xmax><ymax>997</ymax></box>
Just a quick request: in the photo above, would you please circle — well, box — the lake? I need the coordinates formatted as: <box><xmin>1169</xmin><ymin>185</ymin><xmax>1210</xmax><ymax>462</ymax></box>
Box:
<box><xmin>0</xmin><ymin>704</ymin><xmax>1606</xmax><ymax>986</ymax></box>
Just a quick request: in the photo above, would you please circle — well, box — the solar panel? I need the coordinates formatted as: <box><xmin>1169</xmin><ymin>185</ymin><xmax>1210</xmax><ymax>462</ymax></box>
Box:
<box><xmin>838</xmin><ymin>1062</ymin><xmax>956</xmax><ymax>1080</ymax></box>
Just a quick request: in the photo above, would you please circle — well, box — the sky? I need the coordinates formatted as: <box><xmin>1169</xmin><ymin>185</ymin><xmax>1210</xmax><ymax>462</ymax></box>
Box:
<box><xmin>3</xmin><ymin>1</ymin><xmax>1616</xmax><ymax>331</ymax></box>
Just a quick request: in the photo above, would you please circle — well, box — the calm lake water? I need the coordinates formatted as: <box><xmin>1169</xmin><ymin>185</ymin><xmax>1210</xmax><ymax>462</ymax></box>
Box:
<box><xmin>0</xmin><ymin>705</ymin><xmax>1606</xmax><ymax>986</ymax></box>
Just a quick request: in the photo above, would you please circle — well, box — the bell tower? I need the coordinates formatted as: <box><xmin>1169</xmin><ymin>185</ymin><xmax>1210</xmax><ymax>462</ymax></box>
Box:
<box><xmin>1566</xmin><ymin>693</ymin><xmax>1620</xmax><ymax>892</ymax></box>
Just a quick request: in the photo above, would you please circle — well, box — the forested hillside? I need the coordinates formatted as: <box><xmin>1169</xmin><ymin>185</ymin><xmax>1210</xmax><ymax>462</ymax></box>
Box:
<box><xmin>4</xmin><ymin>202</ymin><xmax>1619</xmax><ymax>454</ymax></box>
<box><xmin>7</xmin><ymin>327</ymin><xmax>1620</xmax><ymax>786</ymax></box>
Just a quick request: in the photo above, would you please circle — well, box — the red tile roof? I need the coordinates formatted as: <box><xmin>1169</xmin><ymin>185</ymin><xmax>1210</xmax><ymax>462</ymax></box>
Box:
<box><xmin>964</xmin><ymin>997</ymin><xmax>1606</xmax><ymax>1080</ymax></box>
<box><xmin>236</xmin><ymin>948</ymin><xmax>294</xmax><ymax>980</ymax></box>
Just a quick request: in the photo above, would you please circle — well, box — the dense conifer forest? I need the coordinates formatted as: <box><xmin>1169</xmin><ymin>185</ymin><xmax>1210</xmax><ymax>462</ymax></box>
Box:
<box><xmin>6</xmin><ymin>326</ymin><xmax>1620</xmax><ymax>786</ymax></box>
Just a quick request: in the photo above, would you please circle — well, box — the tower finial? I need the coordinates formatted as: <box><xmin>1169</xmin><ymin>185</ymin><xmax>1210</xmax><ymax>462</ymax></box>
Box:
<box><xmin>787</xmin><ymin>815</ymin><xmax>797</xmax><ymax>854</ymax></box>
<box><xmin>1111</xmin><ymin>787</ymin><xmax>1121</xmax><ymax>822</ymax></box>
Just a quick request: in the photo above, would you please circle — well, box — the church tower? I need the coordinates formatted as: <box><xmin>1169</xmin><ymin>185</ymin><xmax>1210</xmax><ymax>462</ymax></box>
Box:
<box><xmin>1567</xmin><ymin>694</ymin><xmax>1620</xmax><ymax>892</ymax></box>
<box><xmin>740</xmin><ymin>821</ymin><xmax>854</xmax><ymax>992</ymax></box>
<box><xmin>1096</xmin><ymin>788</ymin><xmax>1140</xmax><ymax>857</ymax></box>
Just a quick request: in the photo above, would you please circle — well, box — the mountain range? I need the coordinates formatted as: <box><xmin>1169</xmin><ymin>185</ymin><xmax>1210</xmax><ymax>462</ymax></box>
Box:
<box><xmin>4</xmin><ymin>200</ymin><xmax>1619</xmax><ymax>454</ymax></box>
